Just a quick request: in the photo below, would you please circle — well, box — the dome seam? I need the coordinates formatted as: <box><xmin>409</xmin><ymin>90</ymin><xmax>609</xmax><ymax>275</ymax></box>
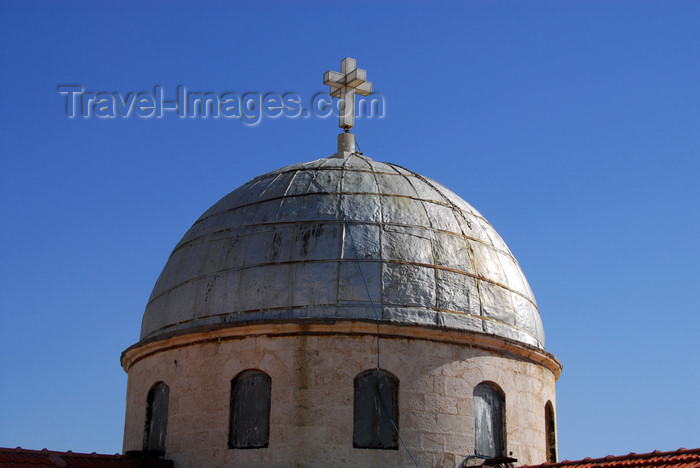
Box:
<box><xmin>170</xmin><ymin>219</ymin><xmax>515</xmax><ymax>269</ymax></box>
<box><xmin>395</xmin><ymin>166</ymin><xmax>442</xmax><ymax>313</ymax></box>
<box><xmin>145</xmin><ymin>258</ymin><xmax>538</xmax><ymax>311</ymax></box>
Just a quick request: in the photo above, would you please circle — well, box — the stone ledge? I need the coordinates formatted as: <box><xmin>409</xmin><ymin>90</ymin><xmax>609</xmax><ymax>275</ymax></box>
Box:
<box><xmin>121</xmin><ymin>321</ymin><xmax>561</xmax><ymax>379</ymax></box>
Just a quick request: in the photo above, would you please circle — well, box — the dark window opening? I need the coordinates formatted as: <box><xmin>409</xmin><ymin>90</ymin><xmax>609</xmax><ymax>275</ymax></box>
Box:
<box><xmin>143</xmin><ymin>382</ymin><xmax>169</xmax><ymax>456</ymax></box>
<box><xmin>353</xmin><ymin>369</ymin><xmax>399</xmax><ymax>450</ymax></box>
<box><xmin>474</xmin><ymin>382</ymin><xmax>506</xmax><ymax>458</ymax></box>
<box><xmin>229</xmin><ymin>369</ymin><xmax>271</xmax><ymax>449</ymax></box>
<box><xmin>545</xmin><ymin>400</ymin><xmax>557</xmax><ymax>463</ymax></box>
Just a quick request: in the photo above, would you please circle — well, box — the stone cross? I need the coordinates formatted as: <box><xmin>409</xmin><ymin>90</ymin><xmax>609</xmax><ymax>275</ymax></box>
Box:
<box><xmin>324</xmin><ymin>57</ymin><xmax>372</xmax><ymax>130</ymax></box>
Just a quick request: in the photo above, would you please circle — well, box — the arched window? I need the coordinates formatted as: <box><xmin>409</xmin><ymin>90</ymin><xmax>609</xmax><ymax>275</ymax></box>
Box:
<box><xmin>143</xmin><ymin>382</ymin><xmax>169</xmax><ymax>455</ymax></box>
<box><xmin>229</xmin><ymin>370</ymin><xmax>271</xmax><ymax>449</ymax></box>
<box><xmin>353</xmin><ymin>369</ymin><xmax>398</xmax><ymax>450</ymax></box>
<box><xmin>545</xmin><ymin>401</ymin><xmax>557</xmax><ymax>463</ymax></box>
<box><xmin>474</xmin><ymin>382</ymin><xmax>506</xmax><ymax>458</ymax></box>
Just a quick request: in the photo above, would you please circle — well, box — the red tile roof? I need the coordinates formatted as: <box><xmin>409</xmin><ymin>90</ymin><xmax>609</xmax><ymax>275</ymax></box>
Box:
<box><xmin>522</xmin><ymin>448</ymin><xmax>700</xmax><ymax>468</ymax></box>
<box><xmin>0</xmin><ymin>447</ymin><xmax>173</xmax><ymax>468</ymax></box>
<box><xmin>3</xmin><ymin>446</ymin><xmax>698</xmax><ymax>467</ymax></box>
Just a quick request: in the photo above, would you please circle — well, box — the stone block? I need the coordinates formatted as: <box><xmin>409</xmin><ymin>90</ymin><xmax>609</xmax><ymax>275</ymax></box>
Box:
<box><xmin>275</xmin><ymin>195</ymin><xmax>303</xmax><ymax>222</ymax></box>
<box><xmin>306</xmin><ymin>167</ymin><xmax>342</xmax><ymax>194</ymax></box>
<box><xmin>292</xmin><ymin>262</ymin><xmax>338</xmax><ymax>307</ymax></box>
<box><xmin>375</xmin><ymin>172</ymin><xmax>417</xmax><ymax>197</ymax></box>
<box><xmin>337</xmin><ymin>261</ymin><xmax>381</xmax><ymax>302</ymax></box>
<box><xmin>292</xmin><ymin>222</ymin><xmax>341</xmax><ymax>261</ymax></box>
<box><xmin>423</xmin><ymin>201</ymin><xmax>461</xmax><ymax>233</ymax></box>
<box><xmin>284</xmin><ymin>170</ymin><xmax>315</xmax><ymax>196</ymax></box>
<box><xmin>340</xmin><ymin>193</ymin><xmax>381</xmax><ymax>222</ymax></box>
<box><xmin>433</xmin><ymin>231</ymin><xmax>473</xmax><ymax>272</ymax></box>
<box><xmin>257</xmin><ymin>171</ymin><xmax>295</xmax><ymax>201</ymax></box>
<box><xmin>298</xmin><ymin>194</ymin><xmax>343</xmax><ymax>222</ymax></box>
<box><xmin>480</xmin><ymin>281</ymin><xmax>516</xmax><ymax>326</ymax></box>
<box><xmin>469</xmin><ymin>240</ymin><xmax>508</xmax><ymax>285</ymax></box>
<box><xmin>382</xmin><ymin>263</ymin><xmax>436</xmax><ymax>307</ymax></box>
<box><xmin>237</xmin><ymin>264</ymin><xmax>291</xmax><ymax>310</ymax></box>
<box><xmin>341</xmin><ymin>168</ymin><xmax>377</xmax><ymax>193</ymax></box>
<box><xmin>382</xmin><ymin>225</ymin><xmax>434</xmax><ymax>264</ymax></box>
<box><xmin>435</xmin><ymin>270</ymin><xmax>480</xmax><ymax>314</ymax></box>
<box><xmin>381</xmin><ymin>195</ymin><xmax>430</xmax><ymax>227</ymax></box>
<box><xmin>407</xmin><ymin>175</ymin><xmax>445</xmax><ymax>203</ymax></box>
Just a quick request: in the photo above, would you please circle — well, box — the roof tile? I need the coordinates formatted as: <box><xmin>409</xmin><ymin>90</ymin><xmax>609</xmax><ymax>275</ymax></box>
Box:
<box><xmin>0</xmin><ymin>447</ymin><xmax>173</xmax><ymax>468</ymax></box>
<box><xmin>522</xmin><ymin>448</ymin><xmax>700</xmax><ymax>468</ymax></box>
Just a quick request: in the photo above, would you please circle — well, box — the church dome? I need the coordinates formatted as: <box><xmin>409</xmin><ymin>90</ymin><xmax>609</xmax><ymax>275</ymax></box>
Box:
<box><xmin>140</xmin><ymin>154</ymin><xmax>545</xmax><ymax>349</ymax></box>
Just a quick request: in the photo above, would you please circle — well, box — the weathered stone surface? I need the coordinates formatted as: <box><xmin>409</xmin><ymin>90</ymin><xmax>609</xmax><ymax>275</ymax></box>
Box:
<box><xmin>292</xmin><ymin>262</ymin><xmax>338</xmax><ymax>307</ymax></box>
<box><xmin>480</xmin><ymin>281</ymin><xmax>517</xmax><ymax>326</ymax></box>
<box><xmin>382</xmin><ymin>263</ymin><xmax>436</xmax><ymax>308</ymax></box>
<box><xmin>423</xmin><ymin>202</ymin><xmax>461</xmax><ymax>233</ymax></box>
<box><xmin>341</xmin><ymin>223</ymin><xmax>380</xmax><ymax>260</ymax></box>
<box><xmin>340</xmin><ymin>194</ymin><xmax>381</xmax><ymax>222</ymax></box>
<box><xmin>375</xmin><ymin>172</ymin><xmax>417</xmax><ymax>197</ymax></box>
<box><xmin>291</xmin><ymin>223</ymin><xmax>340</xmax><ymax>261</ymax></box>
<box><xmin>382</xmin><ymin>225</ymin><xmax>433</xmax><ymax>264</ymax></box>
<box><xmin>238</xmin><ymin>264</ymin><xmax>291</xmax><ymax>311</ymax></box>
<box><xmin>435</xmin><ymin>270</ymin><xmax>480</xmax><ymax>315</ymax></box>
<box><xmin>123</xmin><ymin>330</ymin><xmax>557</xmax><ymax>467</ymax></box>
<box><xmin>337</xmin><ymin>261</ymin><xmax>381</xmax><ymax>302</ymax></box>
<box><xmin>342</xmin><ymin>169</ymin><xmax>378</xmax><ymax>194</ymax></box>
<box><xmin>433</xmin><ymin>231</ymin><xmax>473</xmax><ymax>273</ymax></box>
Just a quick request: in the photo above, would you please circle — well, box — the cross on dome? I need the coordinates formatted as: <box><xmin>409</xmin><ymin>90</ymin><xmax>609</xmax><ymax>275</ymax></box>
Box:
<box><xmin>323</xmin><ymin>57</ymin><xmax>372</xmax><ymax>130</ymax></box>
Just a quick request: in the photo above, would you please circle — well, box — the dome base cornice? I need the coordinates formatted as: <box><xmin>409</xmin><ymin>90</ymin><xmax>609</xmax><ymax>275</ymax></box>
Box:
<box><xmin>121</xmin><ymin>320</ymin><xmax>562</xmax><ymax>379</ymax></box>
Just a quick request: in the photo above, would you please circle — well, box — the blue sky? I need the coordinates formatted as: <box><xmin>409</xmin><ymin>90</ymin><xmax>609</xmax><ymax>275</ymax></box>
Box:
<box><xmin>1</xmin><ymin>0</ymin><xmax>698</xmax><ymax>462</ymax></box>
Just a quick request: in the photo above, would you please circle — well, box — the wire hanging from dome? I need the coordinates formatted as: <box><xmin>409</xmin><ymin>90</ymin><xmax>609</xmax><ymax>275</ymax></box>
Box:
<box><xmin>309</xmin><ymin>152</ymin><xmax>420</xmax><ymax>468</ymax></box>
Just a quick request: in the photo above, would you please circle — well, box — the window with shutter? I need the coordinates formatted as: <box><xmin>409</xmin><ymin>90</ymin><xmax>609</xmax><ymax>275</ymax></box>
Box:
<box><xmin>353</xmin><ymin>369</ymin><xmax>398</xmax><ymax>450</ymax></box>
<box><xmin>229</xmin><ymin>370</ymin><xmax>271</xmax><ymax>449</ymax></box>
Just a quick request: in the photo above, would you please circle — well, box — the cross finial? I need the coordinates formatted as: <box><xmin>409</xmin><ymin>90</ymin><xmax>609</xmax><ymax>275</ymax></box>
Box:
<box><xmin>323</xmin><ymin>57</ymin><xmax>372</xmax><ymax>130</ymax></box>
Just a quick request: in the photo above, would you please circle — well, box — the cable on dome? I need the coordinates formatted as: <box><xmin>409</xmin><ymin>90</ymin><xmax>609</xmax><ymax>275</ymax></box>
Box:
<box><xmin>309</xmin><ymin>160</ymin><xmax>420</xmax><ymax>467</ymax></box>
<box><xmin>354</xmin><ymin>138</ymin><xmax>363</xmax><ymax>155</ymax></box>
<box><xmin>340</xmin><ymin>203</ymin><xmax>420</xmax><ymax>468</ymax></box>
